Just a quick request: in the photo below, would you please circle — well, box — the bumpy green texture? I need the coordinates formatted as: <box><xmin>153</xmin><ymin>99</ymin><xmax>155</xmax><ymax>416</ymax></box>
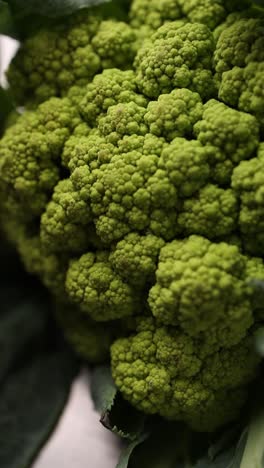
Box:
<box><xmin>111</xmin><ymin>316</ymin><xmax>260</xmax><ymax>431</ymax></box>
<box><xmin>135</xmin><ymin>22</ymin><xmax>216</xmax><ymax>99</ymax></box>
<box><xmin>144</xmin><ymin>88</ymin><xmax>203</xmax><ymax>141</ymax></box>
<box><xmin>6</xmin><ymin>4</ymin><xmax>135</xmax><ymax>107</ymax></box>
<box><xmin>1</xmin><ymin>0</ymin><xmax>264</xmax><ymax>433</ymax></box>
<box><xmin>148</xmin><ymin>236</ymin><xmax>255</xmax><ymax>347</ymax></box>
<box><xmin>214</xmin><ymin>17</ymin><xmax>264</xmax><ymax>132</ymax></box>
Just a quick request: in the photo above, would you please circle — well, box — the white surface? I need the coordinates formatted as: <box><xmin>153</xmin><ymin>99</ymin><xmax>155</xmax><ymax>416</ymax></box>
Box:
<box><xmin>33</xmin><ymin>370</ymin><xmax>121</xmax><ymax>468</ymax></box>
<box><xmin>0</xmin><ymin>36</ymin><xmax>19</xmax><ymax>86</ymax></box>
<box><xmin>0</xmin><ymin>37</ymin><xmax>122</xmax><ymax>468</ymax></box>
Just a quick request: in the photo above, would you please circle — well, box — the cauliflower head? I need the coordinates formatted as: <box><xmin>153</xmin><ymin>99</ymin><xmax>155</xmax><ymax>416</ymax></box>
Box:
<box><xmin>1</xmin><ymin>0</ymin><xmax>264</xmax><ymax>433</ymax></box>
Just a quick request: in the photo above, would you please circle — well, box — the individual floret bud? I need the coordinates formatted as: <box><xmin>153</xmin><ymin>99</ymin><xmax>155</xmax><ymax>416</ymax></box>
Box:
<box><xmin>135</xmin><ymin>22</ymin><xmax>216</xmax><ymax>99</ymax></box>
<box><xmin>98</xmin><ymin>102</ymin><xmax>148</xmax><ymax>144</ymax></box>
<box><xmin>55</xmin><ymin>303</ymin><xmax>116</xmax><ymax>363</ymax></box>
<box><xmin>92</xmin><ymin>21</ymin><xmax>138</xmax><ymax>68</ymax></box>
<box><xmin>145</xmin><ymin>88</ymin><xmax>203</xmax><ymax>141</ymax></box>
<box><xmin>7</xmin><ymin>10</ymin><xmax>103</xmax><ymax>106</ymax></box>
<box><xmin>111</xmin><ymin>316</ymin><xmax>260</xmax><ymax>432</ymax></box>
<box><xmin>65</xmin><ymin>251</ymin><xmax>139</xmax><ymax>321</ymax></box>
<box><xmin>194</xmin><ymin>100</ymin><xmax>260</xmax><ymax>185</ymax></box>
<box><xmin>159</xmin><ymin>138</ymin><xmax>210</xmax><ymax>197</ymax></box>
<box><xmin>89</xmin><ymin>145</ymin><xmax>179</xmax><ymax>243</ymax></box>
<box><xmin>109</xmin><ymin>233</ymin><xmax>165</xmax><ymax>288</ymax></box>
<box><xmin>79</xmin><ymin>69</ymin><xmax>148</xmax><ymax>126</ymax></box>
<box><xmin>178</xmin><ymin>184</ymin><xmax>239</xmax><ymax>238</ymax></box>
<box><xmin>148</xmin><ymin>236</ymin><xmax>254</xmax><ymax>348</ymax></box>
<box><xmin>40</xmin><ymin>179</ymin><xmax>93</xmax><ymax>254</ymax></box>
<box><xmin>232</xmin><ymin>143</ymin><xmax>264</xmax><ymax>256</ymax></box>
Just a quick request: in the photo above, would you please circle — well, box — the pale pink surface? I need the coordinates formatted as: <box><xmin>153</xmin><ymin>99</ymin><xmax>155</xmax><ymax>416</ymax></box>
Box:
<box><xmin>33</xmin><ymin>370</ymin><xmax>121</xmax><ymax>468</ymax></box>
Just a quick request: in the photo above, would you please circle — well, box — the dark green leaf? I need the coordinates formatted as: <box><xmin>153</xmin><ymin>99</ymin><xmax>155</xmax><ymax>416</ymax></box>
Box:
<box><xmin>116</xmin><ymin>435</ymin><xmax>148</xmax><ymax>468</ymax></box>
<box><xmin>6</xmin><ymin>0</ymin><xmax>110</xmax><ymax>19</ymax></box>
<box><xmin>128</xmin><ymin>422</ymin><xmax>188</xmax><ymax>468</ymax></box>
<box><xmin>0</xmin><ymin>348</ymin><xmax>78</xmax><ymax>468</ymax></box>
<box><xmin>90</xmin><ymin>365</ymin><xmax>146</xmax><ymax>440</ymax></box>
<box><xmin>90</xmin><ymin>365</ymin><xmax>116</xmax><ymax>414</ymax></box>
<box><xmin>0</xmin><ymin>1</ymin><xmax>17</xmax><ymax>37</ymax></box>
<box><xmin>0</xmin><ymin>294</ymin><xmax>48</xmax><ymax>382</ymax></box>
<box><xmin>239</xmin><ymin>410</ymin><xmax>264</xmax><ymax>468</ymax></box>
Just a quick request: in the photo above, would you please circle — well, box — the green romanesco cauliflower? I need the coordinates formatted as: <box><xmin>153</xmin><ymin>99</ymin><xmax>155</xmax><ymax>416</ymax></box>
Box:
<box><xmin>144</xmin><ymin>88</ymin><xmax>203</xmax><ymax>141</ymax></box>
<box><xmin>214</xmin><ymin>16</ymin><xmax>264</xmax><ymax>132</ymax></box>
<box><xmin>0</xmin><ymin>0</ymin><xmax>264</xmax><ymax>434</ymax></box>
<box><xmin>135</xmin><ymin>22</ymin><xmax>216</xmax><ymax>99</ymax></box>
<box><xmin>111</xmin><ymin>316</ymin><xmax>260</xmax><ymax>431</ymax></box>
<box><xmin>232</xmin><ymin>143</ymin><xmax>264</xmax><ymax>255</ymax></box>
<box><xmin>78</xmin><ymin>69</ymin><xmax>148</xmax><ymax>126</ymax></box>
<box><xmin>148</xmin><ymin>236</ymin><xmax>256</xmax><ymax>348</ymax></box>
<box><xmin>178</xmin><ymin>184</ymin><xmax>239</xmax><ymax>238</ymax></box>
<box><xmin>6</xmin><ymin>3</ymin><xmax>136</xmax><ymax>106</ymax></box>
<box><xmin>65</xmin><ymin>251</ymin><xmax>139</xmax><ymax>321</ymax></box>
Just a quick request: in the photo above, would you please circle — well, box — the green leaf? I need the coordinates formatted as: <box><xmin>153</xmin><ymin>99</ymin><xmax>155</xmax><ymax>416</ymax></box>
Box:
<box><xmin>90</xmin><ymin>365</ymin><xmax>116</xmax><ymax>414</ymax></box>
<box><xmin>0</xmin><ymin>348</ymin><xmax>77</xmax><ymax>468</ymax></box>
<box><xmin>90</xmin><ymin>365</ymin><xmax>146</xmax><ymax>440</ymax></box>
<box><xmin>0</xmin><ymin>294</ymin><xmax>48</xmax><ymax>382</ymax></box>
<box><xmin>127</xmin><ymin>422</ymin><xmax>191</xmax><ymax>468</ymax></box>
<box><xmin>0</xmin><ymin>1</ymin><xmax>17</xmax><ymax>37</ymax></box>
<box><xmin>116</xmin><ymin>434</ymin><xmax>148</xmax><ymax>468</ymax></box>
<box><xmin>239</xmin><ymin>410</ymin><xmax>264</xmax><ymax>468</ymax></box>
<box><xmin>6</xmin><ymin>0</ymin><xmax>110</xmax><ymax>19</ymax></box>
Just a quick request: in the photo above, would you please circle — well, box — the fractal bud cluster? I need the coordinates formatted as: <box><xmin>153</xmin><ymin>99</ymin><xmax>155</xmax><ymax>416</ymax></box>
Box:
<box><xmin>1</xmin><ymin>0</ymin><xmax>264</xmax><ymax>432</ymax></box>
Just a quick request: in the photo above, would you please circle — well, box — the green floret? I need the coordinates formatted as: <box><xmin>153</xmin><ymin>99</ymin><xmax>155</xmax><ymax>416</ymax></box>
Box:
<box><xmin>40</xmin><ymin>179</ymin><xmax>92</xmax><ymax>254</ymax></box>
<box><xmin>178</xmin><ymin>184</ymin><xmax>239</xmax><ymax>238</ymax></box>
<box><xmin>214</xmin><ymin>18</ymin><xmax>264</xmax><ymax>131</ymax></box>
<box><xmin>62</xmin><ymin>133</ymin><xmax>115</xmax><ymax>173</ymax></box>
<box><xmin>91</xmin><ymin>20</ymin><xmax>138</xmax><ymax>68</ymax></box>
<box><xmin>148</xmin><ymin>236</ymin><xmax>255</xmax><ymax>348</ymax></box>
<box><xmin>55</xmin><ymin>304</ymin><xmax>116</xmax><ymax>363</ymax></box>
<box><xmin>65</xmin><ymin>251</ymin><xmax>139</xmax><ymax>321</ymax></box>
<box><xmin>194</xmin><ymin>100</ymin><xmax>260</xmax><ymax>185</ymax></box>
<box><xmin>135</xmin><ymin>22</ymin><xmax>216</xmax><ymax>99</ymax></box>
<box><xmin>79</xmin><ymin>69</ymin><xmax>147</xmax><ymax>126</ymax></box>
<box><xmin>129</xmin><ymin>0</ymin><xmax>250</xmax><ymax>32</ymax></box>
<box><xmin>7</xmin><ymin>10</ymin><xmax>103</xmax><ymax>106</ymax></box>
<box><xmin>111</xmin><ymin>316</ymin><xmax>260</xmax><ymax>432</ymax></box>
<box><xmin>232</xmin><ymin>143</ymin><xmax>264</xmax><ymax>256</ymax></box>
<box><xmin>87</xmin><ymin>139</ymin><xmax>180</xmax><ymax>242</ymax></box>
<box><xmin>109</xmin><ymin>233</ymin><xmax>165</xmax><ymax>287</ymax></box>
<box><xmin>129</xmin><ymin>0</ymin><xmax>183</xmax><ymax>31</ymax></box>
<box><xmin>159</xmin><ymin>138</ymin><xmax>210</xmax><ymax>197</ymax></box>
<box><xmin>178</xmin><ymin>0</ymin><xmax>251</xmax><ymax>30</ymax></box>
<box><xmin>0</xmin><ymin>97</ymin><xmax>80</xmax><ymax>220</ymax></box>
<box><xmin>144</xmin><ymin>88</ymin><xmax>203</xmax><ymax>141</ymax></box>
<box><xmin>98</xmin><ymin>102</ymin><xmax>148</xmax><ymax>144</ymax></box>
<box><xmin>214</xmin><ymin>18</ymin><xmax>264</xmax><ymax>75</ymax></box>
